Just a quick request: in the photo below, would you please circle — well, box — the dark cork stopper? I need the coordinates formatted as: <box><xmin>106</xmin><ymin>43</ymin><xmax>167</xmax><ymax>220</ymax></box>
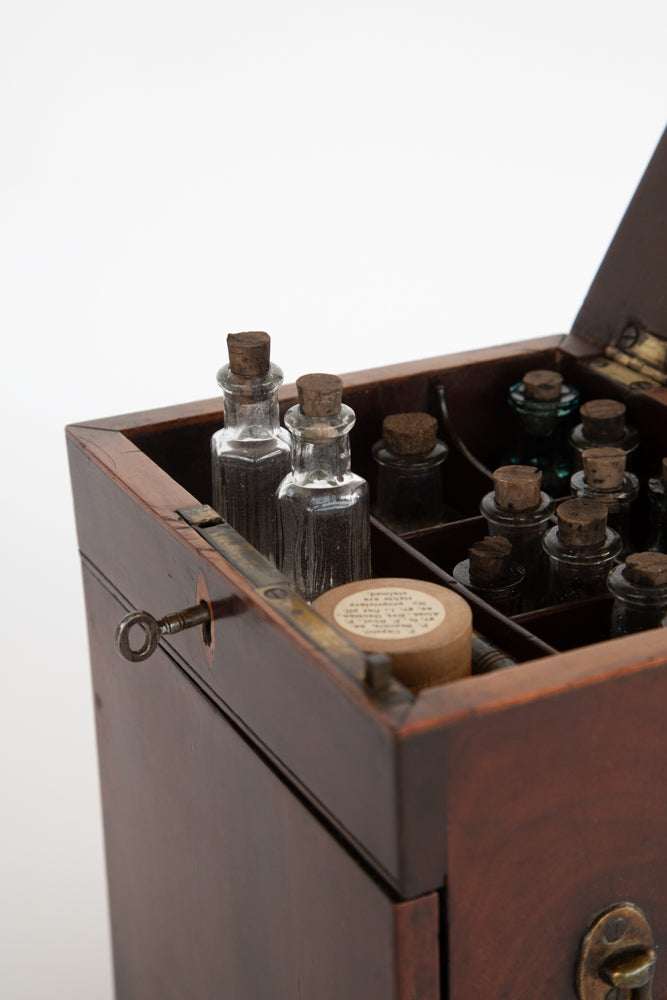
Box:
<box><xmin>556</xmin><ymin>498</ymin><xmax>608</xmax><ymax>548</ymax></box>
<box><xmin>522</xmin><ymin>369</ymin><xmax>563</xmax><ymax>402</ymax></box>
<box><xmin>582</xmin><ymin>447</ymin><xmax>626</xmax><ymax>490</ymax></box>
<box><xmin>580</xmin><ymin>399</ymin><xmax>626</xmax><ymax>442</ymax></box>
<box><xmin>382</xmin><ymin>412</ymin><xmax>438</xmax><ymax>456</ymax></box>
<box><xmin>624</xmin><ymin>551</ymin><xmax>667</xmax><ymax>588</ymax></box>
<box><xmin>227</xmin><ymin>331</ymin><xmax>271</xmax><ymax>376</ymax></box>
<box><xmin>296</xmin><ymin>373</ymin><xmax>343</xmax><ymax>417</ymax></box>
<box><xmin>493</xmin><ymin>465</ymin><xmax>542</xmax><ymax>511</ymax></box>
<box><xmin>469</xmin><ymin>536</ymin><xmax>512</xmax><ymax>586</ymax></box>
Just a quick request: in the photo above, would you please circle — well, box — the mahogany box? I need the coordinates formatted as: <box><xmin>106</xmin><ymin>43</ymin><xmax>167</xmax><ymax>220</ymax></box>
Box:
<box><xmin>67</xmin><ymin>127</ymin><xmax>667</xmax><ymax>999</ymax></box>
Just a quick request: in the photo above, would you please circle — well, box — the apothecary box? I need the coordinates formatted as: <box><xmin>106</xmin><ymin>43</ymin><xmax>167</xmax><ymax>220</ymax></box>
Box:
<box><xmin>67</xmin><ymin>127</ymin><xmax>667</xmax><ymax>1000</ymax></box>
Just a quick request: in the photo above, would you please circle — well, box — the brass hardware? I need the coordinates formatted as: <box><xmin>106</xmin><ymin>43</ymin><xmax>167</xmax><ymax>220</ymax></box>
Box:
<box><xmin>577</xmin><ymin>902</ymin><xmax>657</xmax><ymax>1000</ymax></box>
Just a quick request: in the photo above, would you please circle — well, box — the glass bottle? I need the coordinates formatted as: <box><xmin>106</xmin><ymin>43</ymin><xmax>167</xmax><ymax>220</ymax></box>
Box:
<box><xmin>210</xmin><ymin>331</ymin><xmax>291</xmax><ymax>564</ymax></box>
<box><xmin>277</xmin><ymin>373</ymin><xmax>371</xmax><ymax>603</ymax></box>
<box><xmin>569</xmin><ymin>398</ymin><xmax>639</xmax><ymax>469</ymax></box>
<box><xmin>608</xmin><ymin>551</ymin><xmax>667</xmax><ymax>636</ymax></box>
<box><xmin>480</xmin><ymin>465</ymin><xmax>554</xmax><ymax>609</ymax></box>
<box><xmin>542</xmin><ymin>498</ymin><xmax>622</xmax><ymax>602</ymax></box>
<box><xmin>570</xmin><ymin>446</ymin><xmax>639</xmax><ymax>555</ymax></box>
<box><xmin>506</xmin><ymin>369</ymin><xmax>580</xmax><ymax>497</ymax></box>
<box><xmin>647</xmin><ymin>458</ymin><xmax>667</xmax><ymax>553</ymax></box>
<box><xmin>453</xmin><ymin>535</ymin><xmax>525</xmax><ymax>615</ymax></box>
<box><xmin>372</xmin><ymin>412</ymin><xmax>448</xmax><ymax>533</ymax></box>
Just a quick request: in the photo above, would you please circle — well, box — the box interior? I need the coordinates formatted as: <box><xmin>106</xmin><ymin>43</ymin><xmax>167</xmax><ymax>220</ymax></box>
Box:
<box><xmin>124</xmin><ymin>342</ymin><xmax>667</xmax><ymax>674</ymax></box>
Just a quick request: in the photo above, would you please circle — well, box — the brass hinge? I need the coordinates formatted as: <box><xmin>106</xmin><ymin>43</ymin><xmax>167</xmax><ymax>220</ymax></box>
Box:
<box><xmin>586</xmin><ymin>327</ymin><xmax>667</xmax><ymax>388</ymax></box>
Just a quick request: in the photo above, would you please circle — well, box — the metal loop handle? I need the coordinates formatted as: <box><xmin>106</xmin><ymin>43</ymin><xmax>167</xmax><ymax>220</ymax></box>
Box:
<box><xmin>114</xmin><ymin>604</ymin><xmax>212</xmax><ymax>662</ymax></box>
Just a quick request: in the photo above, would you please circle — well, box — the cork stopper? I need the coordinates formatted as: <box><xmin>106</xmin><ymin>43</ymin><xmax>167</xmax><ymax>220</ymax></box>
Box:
<box><xmin>523</xmin><ymin>369</ymin><xmax>563</xmax><ymax>402</ymax></box>
<box><xmin>580</xmin><ymin>399</ymin><xmax>626</xmax><ymax>442</ymax></box>
<box><xmin>469</xmin><ymin>536</ymin><xmax>512</xmax><ymax>586</ymax></box>
<box><xmin>493</xmin><ymin>465</ymin><xmax>542</xmax><ymax>511</ymax></box>
<box><xmin>296</xmin><ymin>373</ymin><xmax>343</xmax><ymax>417</ymax></box>
<box><xmin>582</xmin><ymin>447</ymin><xmax>626</xmax><ymax>490</ymax></box>
<box><xmin>382</xmin><ymin>412</ymin><xmax>438</xmax><ymax>456</ymax></box>
<box><xmin>624</xmin><ymin>551</ymin><xmax>667</xmax><ymax>588</ymax></box>
<box><xmin>226</xmin><ymin>331</ymin><xmax>271</xmax><ymax>376</ymax></box>
<box><xmin>556</xmin><ymin>498</ymin><xmax>608</xmax><ymax>548</ymax></box>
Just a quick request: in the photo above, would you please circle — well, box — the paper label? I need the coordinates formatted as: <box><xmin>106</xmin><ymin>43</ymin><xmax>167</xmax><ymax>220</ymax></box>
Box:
<box><xmin>333</xmin><ymin>586</ymin><xmax>445</xmax><ymax>640</ymax></box>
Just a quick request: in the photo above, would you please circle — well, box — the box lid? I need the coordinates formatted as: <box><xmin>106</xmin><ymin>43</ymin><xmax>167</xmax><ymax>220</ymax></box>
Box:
<box><xmin>567</xmin><ymin>125</ymin><xmax>667</xmax><ymax>373</ymax></box>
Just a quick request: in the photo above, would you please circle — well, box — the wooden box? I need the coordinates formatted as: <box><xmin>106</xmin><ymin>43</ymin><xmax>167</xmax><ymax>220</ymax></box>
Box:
<box><xmin>68</xmin><ymin>129</ymin><xmax>667</xmax><ymax>999</ymax></box>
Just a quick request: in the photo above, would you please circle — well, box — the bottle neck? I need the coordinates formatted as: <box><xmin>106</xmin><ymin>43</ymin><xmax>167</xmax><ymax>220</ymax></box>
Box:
<box><xmin>285</xmin><ymin>403</ymin><xmax>356</xmax><ymax>486</ymax></box>
<box><xmin>218</xmin><ymin>363</ymin><xmax>283</xmax><ymax>437</ymax></box>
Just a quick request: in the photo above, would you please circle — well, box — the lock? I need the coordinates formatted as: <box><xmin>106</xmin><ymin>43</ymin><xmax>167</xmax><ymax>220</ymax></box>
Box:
<box><xmin>577</xmin><ymin>902</ymin><xmax>657</xmax><ymax>1000</ymax></box>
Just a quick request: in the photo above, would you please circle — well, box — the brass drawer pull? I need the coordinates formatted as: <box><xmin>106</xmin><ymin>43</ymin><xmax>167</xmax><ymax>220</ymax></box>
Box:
<box><xmin>577</xmin><ymin>902</ymin><xmax>656</xmax><ymax>1000</ymax></box>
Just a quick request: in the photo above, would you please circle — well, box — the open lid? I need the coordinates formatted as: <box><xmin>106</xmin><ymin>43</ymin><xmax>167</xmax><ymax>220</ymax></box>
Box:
<box><xmin>566</xmin><ymin>125</ymin><xmax>667</xmax><ymax>380</ymax></box>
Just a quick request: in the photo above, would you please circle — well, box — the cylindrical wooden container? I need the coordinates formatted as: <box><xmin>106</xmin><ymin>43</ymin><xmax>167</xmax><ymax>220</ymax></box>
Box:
<box><xmin>313</xmin><ymin>577</ymin><xmax>472</xmax><ymax>692</ymax></box>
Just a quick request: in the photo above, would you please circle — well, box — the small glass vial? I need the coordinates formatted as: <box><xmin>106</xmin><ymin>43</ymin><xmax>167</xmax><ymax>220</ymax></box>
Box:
<box><xmin>453</xmin><ymin>535</ymin><xmax>525</xmax><ymax>615</ymax></box>
<box><xmin>506</xmin><ymin>369</ymin><xmax>580</xmax><ymax>496</ymax></box>
<box><xmin>480</xmin><ymin>465</ymin><xmax>554</xmax><ymax>608</ymax></box>
<box><xmin>210</xmin><ymin>331</ymin><xmax>291</xmax><ymax>564</ymax></box>
<box><xmin>277</xmin><ymin>373</ymin><xmax>371</xmax><ymax>603</ymax></box>
<box><xmin>542</xmin><ymin>498</ymin><xmax>622</xmax><ymax>602</ymax></box>
<box><xmin>570</xmin><ymin>446</ymin><xmax>639</xmax><ymax>555</ymax></box>
<box><xmin>647</xmin><ymin>458</ymin><xmax>667</xmax><ymax>553</ymax></box>
<box><xmin>608</xmin><ymin>551</ymin><xmax>667</xmax><ymax>636</ymax></box>
<box><xmin>372</xmin><ymin>412</ymin><xmax>448</xmax><ymax>533</ymax></box>
<box><xmin>569</xmin><ymin>398</ymin><xmax>639</xmax><ymax>469</ymax></box>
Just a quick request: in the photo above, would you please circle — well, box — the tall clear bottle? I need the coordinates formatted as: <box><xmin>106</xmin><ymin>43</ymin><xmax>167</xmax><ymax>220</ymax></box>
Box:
<box><xmin>647</xmin><ymin>458</ymin><xmax>667</xmax><ymax>553</ymax></box>
<box><xmin>608</xmin><ymin>551</ymin><xmax>667</xmax><ymax>636</ymax></box>
<box><xmin>372</xmin><ymin>412</ymin><xmax>448</xmax><ymax>533</ymax></box>
<box><xmin>542</xmin><ymin>498</ymin><xmax>622</xmax><ymax>602</ymax></box>
<box><xmin>211</xmin><ymin>331</ymin><xmax>291</xmax><ymax>564</ymax></box>
<box><xmin>277</xmin><ymin>373</ymin><xmax>370</xmax><ymax>603</ymax></box>
<box><xmin>569</xmin><ymin>446</ymin><xmax>639</xmax><ymax>555</ymax></box>
<box><xmin>506</xmin><ymin>369</ymin><xmax>580</xmax><ymax>496</ymax></box>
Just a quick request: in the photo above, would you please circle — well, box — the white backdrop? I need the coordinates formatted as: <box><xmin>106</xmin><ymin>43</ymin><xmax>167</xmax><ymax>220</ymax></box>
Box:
<box><xmin>2</xmin><ymin>2</ymin><xmax>666</xmax><ymax>997</ymax></box>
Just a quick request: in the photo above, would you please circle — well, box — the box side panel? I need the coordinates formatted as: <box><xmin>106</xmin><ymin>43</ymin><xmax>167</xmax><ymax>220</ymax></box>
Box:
<box><xmin>442</xmin><ymin>663</ymin><xmax>667</xmax><ymax>999</ymax></box>
<box><xmin>68</xmin><ymin>434</ymin><xmax>404</xmax><ymax>886</ymax></box>
<box><xmin>84</xmin><ymin>566</ymin><xmax>442</xmax><ymax>1000</ymax></box>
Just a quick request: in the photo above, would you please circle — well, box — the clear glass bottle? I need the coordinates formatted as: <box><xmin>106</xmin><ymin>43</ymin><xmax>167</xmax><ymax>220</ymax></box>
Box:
<box><xmin>210</xmin><ymin>331</ymin><xmax>291</xmax><ymax>564</ymax></box>
<box><xmin>453</xmin><ymin>535</ymin><xmax>525</xmax><ymax>615</ymax></box>
<box><xmin>277</xmin><ymin>373</ymin><xmax>371</xmax><ymax>602</ymax></box>
<box><xmin>372</xmin><ymin>412</ymin><xmax>448</xmax><ymax>533</ymax></box>
<box><xmin>542</xmin><ymin>498</ymin><xmax>622</xmax><ymax>602</ymax></box>
<box><xmin>506</xmin><ymin>369</ymin><xmax>580</xmax><ymax>497</ymax></box>
<box><xmin>608</xmin><ymin>551</ymin><xmax>667</xmax><ymax>636</ymax></box>
<box><xmin>647</xmin><ymin>458</ymin><xmax>667</xmax><ymax>553</ymax></box>
<box><xmin>569</xmin><ymin>398</ymin><xmax>639</xmax><ymax>469</ymax></box>
<box><xmin>570</xmin><ymin>446</ymin><xmax>639</xmax><ymax>556</ymax></box>
<box><xmin>480</xmin><ymin>465</ymin><xmax>554</xmax><ymax>609</ymax></box>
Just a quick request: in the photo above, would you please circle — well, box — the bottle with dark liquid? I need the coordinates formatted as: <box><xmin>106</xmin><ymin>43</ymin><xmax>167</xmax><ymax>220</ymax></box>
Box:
<box><xmin>453</xmin><ymin>536</ymin><xmax>525</xmax><ymax>615</ymax></box>
<box><xmin>480</xmin><ymin>465</ymin><xmax>553</xmax><ymax>608</ymax></box>
<box><xmin>570</xmin><ymin>446</ymin><xmax>638</xmax><ymax>555</ymax></box>
<box><xmin>647</xmin><ymin>458</ymin><xmax>667</xmax><ymax>553</ymax></box>
<box><xmin>277</xmin><ymin>373</ymin><xmax>371</xmax><ymax>602</ymax></box>
<box><xmin>542</xmin><ymin>498</ymin><xmax>621</xmax><ymax>602</ymax></box>
<box><xmin>211</xmin><ymin>332</ymin><xmax>291</xmax><ymax>564</ymax></box>
<box><xmin>569</xmin><ymin>398</ymin><xmax>639</xmax><ymax>469</ymax></box>
<box><xmin>608</xmin><ymin>551</ymin><xmax>667</xmax><ymax>636</ymax></box>
<box><xmin>372</xmin><ymin>412</ymin><xmax>448</xmax><ymax>533</ymax></box>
